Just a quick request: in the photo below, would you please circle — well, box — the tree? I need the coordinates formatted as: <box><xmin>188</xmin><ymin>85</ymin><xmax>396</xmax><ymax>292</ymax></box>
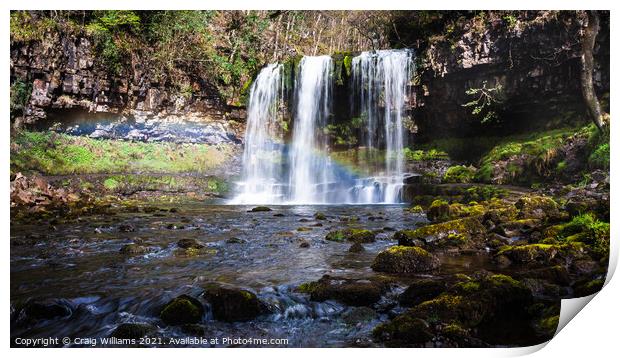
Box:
<box><xmin>579</xmin><ymin>11</ymin><xmax>606</xmax><ymax>131</ymax></box>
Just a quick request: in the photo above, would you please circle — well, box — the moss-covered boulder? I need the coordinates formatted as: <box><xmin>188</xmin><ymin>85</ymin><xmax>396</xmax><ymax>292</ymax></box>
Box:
<box><xmin>495</xmin><ymin>219</ymin><xmax>541</xmax><ymax>237</ymax></box>
<box><xmin>443</xmin><ymin>165</ymin><xmax>476</xmax><ymax>184</ymax></box>
<box><xmin>515</xmin><ymin>195</ymin><xmax>563</xmax><ymax>221</ymax></box>
<box><xmin>297</xmin><ymin>275</ymin><xmax>390</xmax><ymax>306</ymax></box>
<box><xmin>110</xmin><ymin>323</ymin><xmax>157</xmax><ymax>339</ymax></box>
<box><xmin>399</xmin><ymin>279</ymin><xmax>446</xmax><ymax>307</ymax></box>
<box><xmin>371</xmin><ymin>246</ymin><xmax>440</xmax><ymax>274</ymax></box>
<box><xmin>160</xmin><ymin>295</ymin><xmax>204</xmax><ymax>325</ymax></box>
<box><xmin>427</xmin><ymin>200</ymin><xmax>485</xmax><ymax>223</ymax></box>
<box><xmin>374</xmin><ymin>273</ymin><xmax>533</xmax><ymax>346</ymax></box>
<box><xmin>325</xmin><ymin>228</ymin><xmax>375</xmax><ymax>243</ymax></box>
<box><xmin>202</xmin><ymin>284</ymin><xmax>262</xmax><ymax>322</ymax></box>
<box><xmin>119</xmin><ymin>243</ymin><xmax>148</xmax><ymax>255</ymax></box>
<box><xmin>394</xmin><ymin>216</ymin><xmax>485</xmax><ymax>249</ymax></box>
<box><xmin>497</xmin><ymin>242</ymin><xmax>586</xmax><ymax>266</ymax></box>
<box><xmin>373</xmin><ymin>315</ymin><xmax>433</xmax><ymax>346</ymax></box>
<box><xmin>248</xmin><ymin>206</ymin><xmax>271</xmax><ymax>212</ymax></box>
<box><xmin>177</xmin><ymin>238</ymin><xmax>204</xmax><ymax>249</ymax></box>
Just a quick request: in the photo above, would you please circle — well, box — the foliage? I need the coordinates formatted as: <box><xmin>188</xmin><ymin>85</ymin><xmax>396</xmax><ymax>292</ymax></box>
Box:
<box><xmin>10</xmin><ymin>11</ymin><xmax>58</xmax><ymax>42</ymax></box>
<box><xmin>462</xmin><ymin>81</ymin><xmax>505</xmax><ymax>124</ymax></box>
<box><xmin>403</xmin><ymin>148</ymin><xmax>449</xmax><ymax>161</ymax></box>
<box><xmin>10</xmin><ymin>79</ymin><xmax>32</xmax><ymax>118</ymax></box>
<box><xmin>443</xmin><ymin>165</ymin><xmax>476</xmax><ymax>183</ymax></box>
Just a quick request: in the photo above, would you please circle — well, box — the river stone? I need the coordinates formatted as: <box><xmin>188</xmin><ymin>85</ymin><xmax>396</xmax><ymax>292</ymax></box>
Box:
<box><xmin>160</xmin><ymin>295</ymin><xmax>204</xmax><ymax>325</ymax></box>
<box><xmin>120</xmin><ymin>244</ymin><xmax>147</xmax><ymax>255</ymax></box>
<box><xmin>177</xmin><ymin>238</ymin><xmax>204</xmax><ymax>249</ymax></box>
<box><xmin>371</xmin><ymin>246</ymin><xmax>440</xmax><ymax>273</ymax></box>
<box><xmin>22</xmin><ymin>298</ymin><xmax>72</xmax><ymax>320</ymax></box>
<box><xmin>110</xmin><ymin>323</ymin><xmax>157</xmax><ymax>339</ymax></box>
<box><xmin>297</xmin><ymin>275</ymin><xmax>389</xmax><ymax>306</ymax></box>
<box><xmin>348</xmin><ymin>242</ymin><xmax>365</xmax><ymax>253</ymax></box>
<box><xmin>399</xmin><ymin>279</ymin><xmax>446</xmax><ymax>307</ymax></box>
<box><xmin>342</xmin><ymin>307</ymin><xmax>377</xmax><ymax>325</ymax></box>
<box><xmin>202</xmin><ymin>284</ymin><xmax>262</xmax><ymax>322</ymax></box>
<box><xmin>249</xmin><ymin>206</ymin><xmax>271</xmax><ymax>212</ymax></box>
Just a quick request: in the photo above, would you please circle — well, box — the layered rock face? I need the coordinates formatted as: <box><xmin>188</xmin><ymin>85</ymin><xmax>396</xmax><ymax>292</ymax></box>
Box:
<box><xmin>11</xmin><ymin>32</ymin><xmax>244</xmax><ymax>125</ymax></box>
<box><xmin>410</xmin><ymin>12</ymin><xmax>610</xmax><ymax>139</ymax></box>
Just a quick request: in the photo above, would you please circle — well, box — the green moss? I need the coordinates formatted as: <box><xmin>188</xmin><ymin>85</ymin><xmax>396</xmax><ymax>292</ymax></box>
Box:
<box><xmin>443</xmin><ymin>165</ymin><xmax>476</xmax><ymax>183</ymax></box>
<box><xmin>103</xmin><ymin>177</ymin><xmax>120</xmax><ymax>190</ymax></box>
<box><xmin>396</xmin><ymin>216</ymin><xmax>484</xmax><ymax>247</ymax></box>
<box><xmin>11</xmin><ymin>131</ymin><xmax>234</xmax><ymax>175</ymax></box>
<box><xmin>403</xmin><ymin>148</ymin><xmax>450</xmax><ymax>161</ymax></box>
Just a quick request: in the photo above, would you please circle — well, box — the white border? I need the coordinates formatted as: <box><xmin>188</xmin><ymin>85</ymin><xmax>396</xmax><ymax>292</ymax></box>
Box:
<box><xmin>3</xmin><ymin>1</ymin><xmax>617</xmax><ymax>357</ymax></box>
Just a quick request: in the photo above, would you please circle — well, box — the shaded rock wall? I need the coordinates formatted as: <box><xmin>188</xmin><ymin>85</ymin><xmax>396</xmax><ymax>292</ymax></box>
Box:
<box><xmin>11</xmin><ymin>31</ymin><xmax>244</xmax><ymax>126</ymax></box>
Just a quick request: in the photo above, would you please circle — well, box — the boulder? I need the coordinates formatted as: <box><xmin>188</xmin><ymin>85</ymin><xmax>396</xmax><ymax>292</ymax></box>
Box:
<box><xmin>371</xmin><ymin>246</ymin><xmax>440</xmax><ymax>274</ymax></box>
<box><xmin>202</xmin><ymin>284</ymin><xmax>262</xmax><ymax>322</ymax></box>
<box><xmin>160</xmin><ymin>295</ymin><xmax>204</xmax><ymax>325</ymax></box>
<box><xmin>297</xmin><ymin>275</ymin><xmax>390</xmax><ymax>306</ymax></box>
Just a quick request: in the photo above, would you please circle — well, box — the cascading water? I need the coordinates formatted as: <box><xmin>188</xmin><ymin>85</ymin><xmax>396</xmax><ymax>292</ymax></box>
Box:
<box><xmin>232</xmin><ymin>50</ymin><xmax>413</xmax><ymax>205</ymax></box>
<box><xmin>231</xmin><ymin>64</ymin><xmax>284</xmax><ymax>204</ymax></box>
<box><xmin>351</xmin><ymin>49</ymin><xmax>413</xmax><ymax>203</ymax></box>
<box><xmin>288</xmin><ymin>56</ymin><xmax>334</xmax><ymax>204</ymax></box>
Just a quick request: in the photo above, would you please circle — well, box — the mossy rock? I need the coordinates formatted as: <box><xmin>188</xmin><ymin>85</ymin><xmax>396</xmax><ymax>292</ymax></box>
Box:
<box><xmin>119</xmin><ymin>244</ymin><xmax>148</xmax><ymax>255</ymax></box>
<box><xmin>373</xmin><ymin>315</ymin><xmax>433</xmax><ymax>347</ymax></box>
<box><xmin>407</xmin><ymin>205</ymin><xmax>425</xmax><ymax>214</ymax></box>
<box><xmin>394</xmin><ymin>216</ymin><xmax>485</xmax><ymax>249</ymax></box>
<box><xmin>110</xmin><ymin>323</ymin><xmax>157</xmax><ymax>339</ymax></box>
<box><xmin>427</xmin><ymin>200</ymin><xmax>485</xmax><ymax>222</ymax></box>
<box><xmin>515</xmin><ymin>195</ymin><xmax>563</xmax><ymax>221</ymax></box>
<box><xmin>371</xmin><ymin>246</ymin><xmax>440</xmax><ymax>274</ymax></box>
<box><xmin>399</xmin><ymin>279</ymin><xmax>446</xmax><ymax>307</ymax></box>
<box><xmin>572</xmin><ymin>278</ymin><xmax>605</xmax><ymax>297</ymax></box>
<box><xmin>249</xmin><ymin>206</ymin><xmax>272</xmax><ymax>212</ymax></box>
<box><xmin>325</xmin><ymin>228</ymin><xmax>375</xmax><ymax>243</ymax></box>
<box><xmin>296</xmin><ymin>275</ymin><xmax>389</xmax><ymax>306</ymax></box>
<box><xmin>202</xmin><ymin>284</ymin><xmax>262</xmax><ymax>322</ymax></box>
<box><xmin>160</xmin><ymin>295</ymin><xmax>204</xmax><ymax>325</ymax></box>
<box><xmin>177</xmin><ymin>238</ymin><xmax>204</xmax><ymax>249</ymax></box>
<box><xmin>496</xmin><ymin>218</ymin><xmax>541</xmax><ymax>237</ymax></box>
<box><xmin>497</xmin><ymin>242</ymin><xmax>586</xmax><ymax>266</ymax></box>
<box><xmin>443</xmin><ymin>165</ymin><xmax>476</xmax><ymax>184</ymax></box>
<box><xmin>314</xmin><ymin>212</ymin><xmax>327</xmax><ymax>220</ymax></box>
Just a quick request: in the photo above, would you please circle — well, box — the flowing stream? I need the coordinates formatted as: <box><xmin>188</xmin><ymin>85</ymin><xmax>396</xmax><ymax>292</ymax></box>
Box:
<box><xmin>232</xmin><ymin>50</ymin><xmax>414</xmax><ymax>205</ymax></box>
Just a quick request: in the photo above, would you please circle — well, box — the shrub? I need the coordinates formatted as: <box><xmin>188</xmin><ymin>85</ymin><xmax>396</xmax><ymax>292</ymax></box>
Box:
<box><xmin>443</xmin><ymin>165</ymin><xmax>476</xmax><ymax>183</ymax></box>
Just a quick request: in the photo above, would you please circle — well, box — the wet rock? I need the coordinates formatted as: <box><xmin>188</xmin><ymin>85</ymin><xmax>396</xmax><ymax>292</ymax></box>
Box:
<box><xmin>273</xmin><ymin>213</ymin><xmax>285</xmax><ymax>217</ymax></box>
<box><xmin>177</xmin><ymin>238</ymin><xmax>204</xmax><ymax>249</ymax></box>
<box><xmin>519</xmin><ymin>265</ymin><xmax>570</xmax><ymax>285</ymax></box>
<box><xmin>299</xmin><ymin>240</ymin><xmax>310</xmax><ymax>248</ymax></box>
<box><xmin>226</xmin><ymin>237</ymin><xmax>246</xmax><ymax>244</ymax></box>
<box><xmin>22</xmin><ymin>298</ymin><xmax>72</xmax><ymax>321</ymax></box>
<box><xmin>249</xmin><ymin>206</ymin><xmax>271</xmax><ymax>212</ymax></box>
<box><xmin>110</xmin><ymin>323</ymin><xmax>157</xmax><ymax>339</ymax></box>
<box><xmin>496</xmin><ymin>242</ymin><xmax>586</xmax><ymax>266</ymax></box>
<box><xmin>572</xmin><ymin>278</ymin><xmax>604</xmax><ymax>297</ymax></box>
<box><xmin>160</xmin><ymin>295</ymin><xmax>204</xmax><ymax>325</ymax></box>
<box><xmin>325</xmin><ymin>229</ymin><xmax>375</xmax><ymax>243</ymax></box>
<box><xmin>297</xmin><ymin>275</ymin><xmax>390</xmax><ymax>306</ymax></box>
<box><xmin>371</xmin><ymin>246</ymin><xmax>440</xmax><ymax>274</ymax></box>
<box><xmin>399</xmin><ymin>279</ymin><xmax>446</xmax><ymax>307</ymax></box>
<box><xmin>373</xmin><ymin>316</ymin><xmax>433</xmax><ymax>346</ymax></box>
<box><xmin>348</xmin><ymin>242</ymin><xmax>365</xmax><ymax>253</ymax></box>
<box><xmin>118</xmin><ymin>224</ymin><xmax>136</xmax><ymax>232</ymax></box>
<box><xmin>166</xmin><ymin>223</ymin><xmax>185</xmax><ymax>230</ymax></box>
<box><xmin>297</xmin><ymin>227</ymin><xmax>312</xmax><ymax>232</ymax></box>
<box><xmin>570</xmin><ymin>259</ymin><xmax>600</xmax><ymax>275</ymax></box>
<box><xmin>495</xmin><ymin>219</ymin><xmax>541</xmax><ymax>237</ymax></box>
<box><xmin>342</xmin><ymin>306</ymin><xmax>377</xmax><ymax>325</ymax></box>
<box><xmin>202</xmin><ymin>284</ymin><xmax>262</xmax><ymax>322</ymax></box>
<box><xmin>515</xmin><ymin>195</ymin><xmax>564</xmax><ymax>221</ymax></box>
<box><xmin>314</xmin><ymin>212</ymin><xmax>327</xmax><ymax>220</ymax></box>
<box><xmin>119</xmin><ymin>244</ymin><xmax>148</xmax><ymax>255</ymax></box>
<box><xmin>394</xmin><ymin>216</ymin><xmax>485</xmax><ymax>249</ymax></box>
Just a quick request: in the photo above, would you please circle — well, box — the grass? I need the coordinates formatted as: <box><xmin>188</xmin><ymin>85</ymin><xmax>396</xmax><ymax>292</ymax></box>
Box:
<box><xmin>11</xmin><ymin>131</ymin><xmax>235</xmax><ymax>175</ymax></box>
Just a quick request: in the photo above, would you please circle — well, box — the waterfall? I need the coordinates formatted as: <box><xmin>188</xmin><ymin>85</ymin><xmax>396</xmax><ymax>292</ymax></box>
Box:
<box><xmin>288</xmin><ymin>56</ymin><xmax>333</xmax><ymax>204</ymax></box>
<box><xmin>351</xmin><ymin>49</ymin><xmax>413</xmax><ymax>203</ymax></box>
<box><xmin>231</xmin><ymin>64</ymin><xmax>284</xmax><ymax>204</ymax></box>
<box><xmin>231</xmin><ymin>50</ymin><xmax>413</xmax><ymax>205</ymax></box>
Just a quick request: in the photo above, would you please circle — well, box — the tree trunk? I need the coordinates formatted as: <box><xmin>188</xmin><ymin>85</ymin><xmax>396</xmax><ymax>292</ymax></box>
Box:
<box><xmin>580</xmin><ymin>11</ymin><xmax>605</xmax><ymax>130</ymax></box>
